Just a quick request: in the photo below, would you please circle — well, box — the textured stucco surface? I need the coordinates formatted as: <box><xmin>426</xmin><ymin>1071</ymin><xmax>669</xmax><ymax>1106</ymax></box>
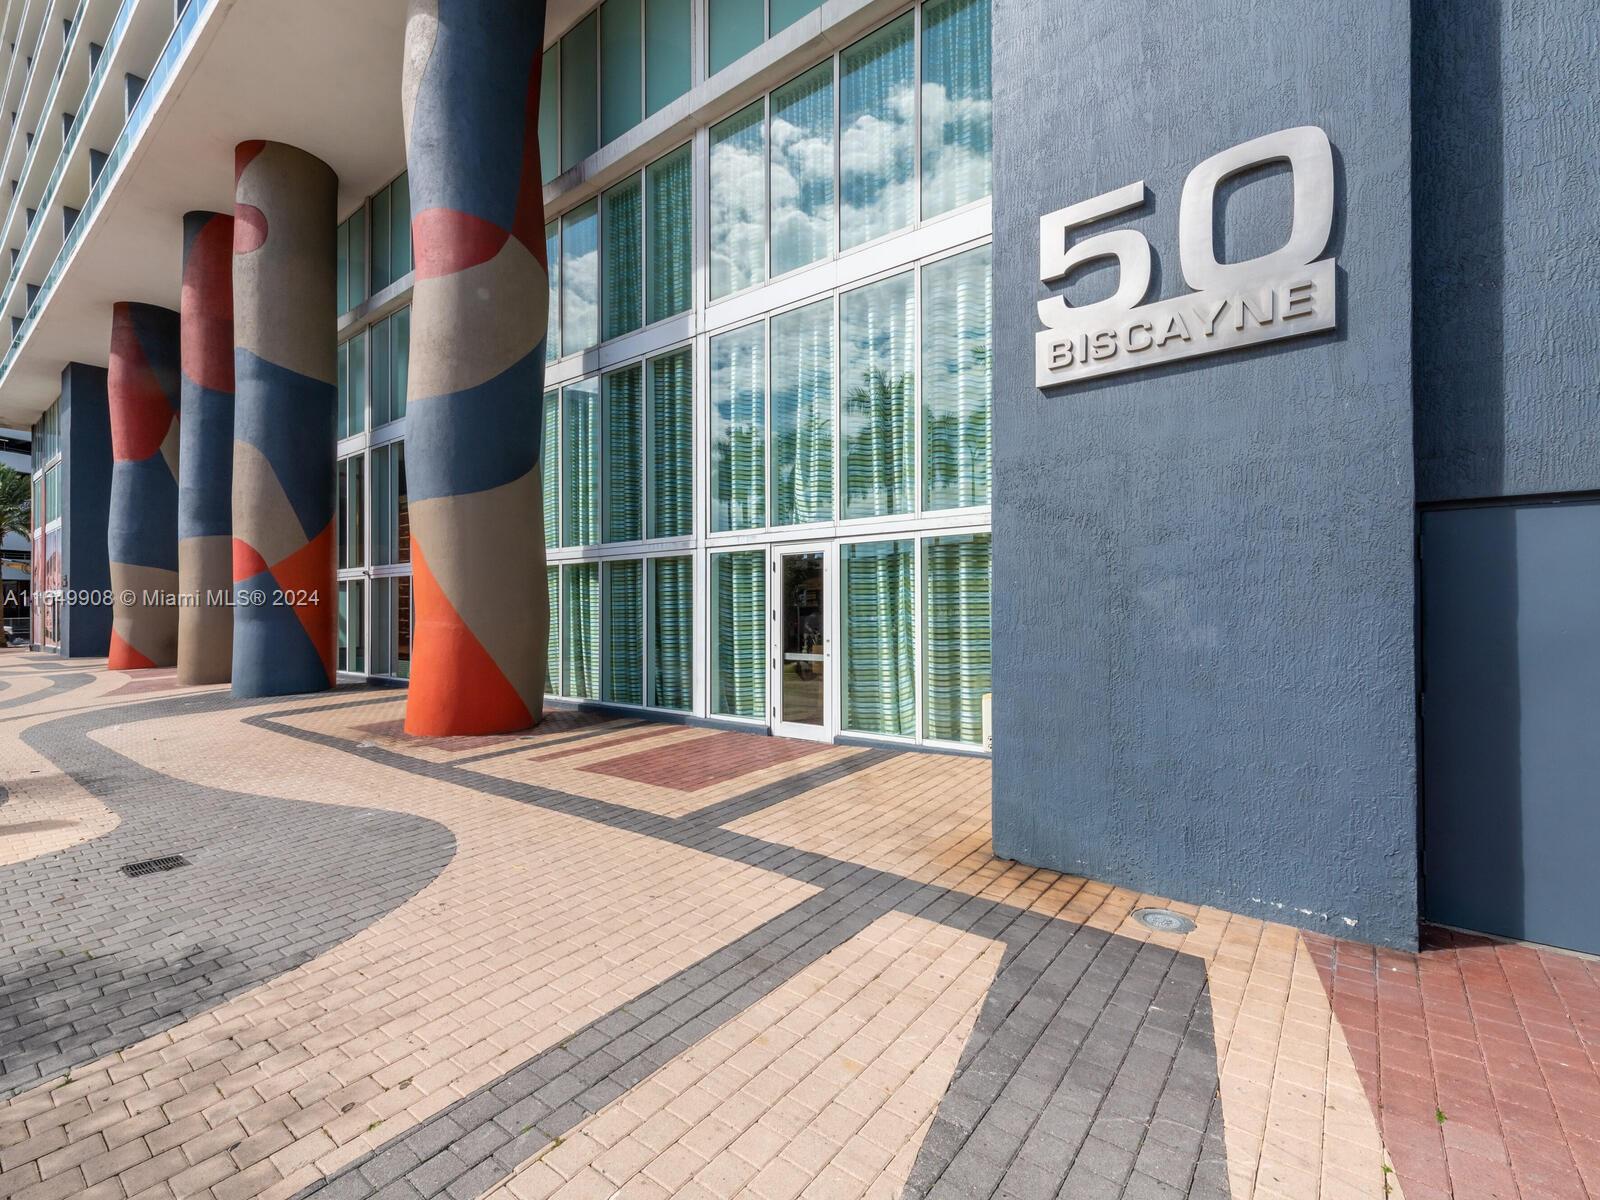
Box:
<box><xmin>1412</xmin><ymin>0</ymin><xmax>1600</xmax><ymax>502</ymax></box>
<box><xmin>990</xmin><ymin>0</ymin><xmax>1419</xmax><ymax>946</ymax></box>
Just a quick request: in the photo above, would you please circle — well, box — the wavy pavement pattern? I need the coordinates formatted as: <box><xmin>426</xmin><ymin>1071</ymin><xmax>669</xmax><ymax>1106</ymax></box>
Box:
<box><xmin>401</xmin><ymin>0</ymin><xmax>552</xmax><ymax>736</ymax></box>
<box><xmin>231</xmin><ymin>140</ymin><xmax>339</xmax><ymax>698</ymax></box>
<box><xmin>178</xmin><ymin>209</ymin><xmax>237</xmax><ymax>686</ymax></box>
<box><xmin>107</xmin><ymin>302</ymin><xmax>182</xmax><ymax>670</ymax></box>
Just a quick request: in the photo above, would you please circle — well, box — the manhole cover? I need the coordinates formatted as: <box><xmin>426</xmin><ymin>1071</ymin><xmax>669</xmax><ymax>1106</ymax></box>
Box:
<box><xmin>1132</xmin><ymin>907</ymin><xmax>1196</xmax><ymax>934</ymax></box>
<box><xmin>121</xmin><ymin>854</ymin><xmax>191</xmax><ymax>878</ymax></box>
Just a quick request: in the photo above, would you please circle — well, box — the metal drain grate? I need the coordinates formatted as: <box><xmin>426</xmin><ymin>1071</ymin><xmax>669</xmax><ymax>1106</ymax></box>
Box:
<box><xmin>1132</xmin><ymin>907</ymin><xmax>1197</xmax><ymax>934</ymax></box>
<box><xmin>121</xmin><ymin>854</ymin><xmax>191</xmax><ymax>878</ymax></box>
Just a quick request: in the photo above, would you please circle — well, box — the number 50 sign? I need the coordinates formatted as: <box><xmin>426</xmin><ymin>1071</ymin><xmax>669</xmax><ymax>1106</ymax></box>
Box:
<box><xmin>1035</xmin><ymin>125</ymin><xmax>1337</xmax><ymax>388</ymax></box>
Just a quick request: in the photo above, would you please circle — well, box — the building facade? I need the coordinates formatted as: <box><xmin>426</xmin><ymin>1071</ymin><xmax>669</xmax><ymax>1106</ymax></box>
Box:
<box><xmin>0</xmin><ymin>0</ymin><xmax>1594</xmax><ymax>955</ymax></box>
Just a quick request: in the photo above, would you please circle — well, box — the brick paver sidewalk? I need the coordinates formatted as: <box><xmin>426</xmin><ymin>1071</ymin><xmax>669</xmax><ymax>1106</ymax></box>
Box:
<box><xmin>0</xmin><ymin>653</ymin><xmax>1596</xmax><ymax>1200</ymax></box>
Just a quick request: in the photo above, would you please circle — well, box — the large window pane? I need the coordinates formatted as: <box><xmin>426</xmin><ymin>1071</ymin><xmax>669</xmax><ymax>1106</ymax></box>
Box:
<box><xmin>370</xmin><ymin>576</ymin><xmax>412</xmax><ymax>679</ymax></box>
<box><xmin>338</xmin><ymin>455</ymin><xmax>364</xmax><ymax>569</ymax></box>
<box><xmin>372</xmin><ymin>315</ymin><xmax>391</xmax><ymax>424</ymax></box>
<box><xmin>560</xmin><ymin>13</ymin><xmax>599</xmax><ymax>171</ymax></box>
<box><xmin>770</xmin><ymin>298</ymin><xmax>833</xmax><ymax>525</ymax></box>
<box><xmin>545</xmin><ymin>565</ymin><xmax>560</xmax><ymax>693</ymax></box>
<box><xmin>770</xmin><ymin>0</ymin><xmax>824</xmax><ymax>35</ymax></box>
<box><xmin>923</xmin><ymin>533</ymin><xmax>990</xmax><ymax>742</ymax></box>
<box><xmin>603</xmin><ymin>365</ymin><xmax>642</xmax><ymax>542</ymax></box>
<box><xmin>603</xmin><ymin>559</ymin><xmax>643</xmax><ymax>704</ymax></box>
<box><xmin>708</xmin><ymin>0</ymin><xmax>762</xmax><ymax>76</ymax></box>
<box><xmin>842</xmin><ymin>272</ymin><xmax>914</xmax><ymax>518</ymax></box>
<box><xmin>840</xmin><ymin>15</ymin><xmax>914</xmax><ymax>249</ymax></box>
<box><xmin>338</xmin><ymin>578</ymin><xmax>365</xmax><ymax>673</ymax></box>
<box><xmin>712</xmin><ymin>550</ymin><xmax>765</xmax><ymax>718</ymax></box>
<box><xmin>602</xmin><ymin>175</ymin><xmax>643</xmax><ymax>341</ymax></box>
<box><xmin>562</xmin><ymin>200</ymin><xmax>600</xmax><ymax>353</ymax></box>
<box><xmin>336</xmin><ymin>219</ymin><xmax>350</xmax><ymax>315</ymax></box>
<box><xmin>648</xmin><ymin>348</ymin><xmax>692</xmax><ymax>538</ymax></box>
<box><xmin>389</xmin><ymin>173</ymin><xmax>412</xmax><ymax>283</ymax></box>
<box><xmin>347</xmin><ymin>208</ymin><xmax>367</xmax><ymax>310</ymax></box>
<box><xmin>371</xmin><ymin>186</ymin><xmax>391</xmax><ymax>294</ymax></box>
<box><xmin>542</xmin><ymin>389</ymin><xmax>560</xmax><ymax>549</ymax></box>
<box><xmin>562</xmin><ymin>379</ymin><xmax>599</xmax><ymax>546</ymax></box>
<box><xmin>922</xmin><ymin>0</ymin><xmax>992</xmax><ymax>217</ymax></box>
<box><xmin>649</xmin><ymin>555</ymin><xmax>691</xmax><ymax>709</ymax></box>
<box><xmin>710</xmin><ymin>324</ymin><xmax>766</xmax><ymax>532</ymax></box>
<box><xmin>710</xmin><ymin>102</ymin><xmax>766</xmax><ymax>300</ymax></box>
<box><xmin>564</xmin><ymin>562</ymin><xmax>600</xmax><ymax>698</ymax></box>
<box><xmin>545</xmin><ymin>221</ymin><xmax>561</xmax><ymax>362</ymax></box>
<box><xmin>371</xmin><ymin>442</ymin><xmax>409</xmax><ymax>565</ymax></box>
<box><xmin>369</xmin><ymin>309</ymin><xmax>409</xmax><ymax>427</ymax></box>
<box><xmin>600</xmin><ymin>0</ymin><xmax>643</xmax><ymax>146</ymax></box>
<box><xmin>842</xmin><ymin>539</ymin><xmax>916</xmax><ymax>736</ymax></box>
<box><xmin>770</xmin><ymin>63</ymin><xmax>834</xmax><ymax>277</ymax></box>
<box><xmin>923</xmin><ymin>245</ymin><xmax>991</xmax><ymax>509</ymax></box>
<box><xmin>646</xmin><ymin>144</ymin><xmax>692</xmax><ymax>323</ymax></box>
<box><xmin>337</xmin><ymin>335</ymin><xmax>366</xmax><ymax>439</ymax></box>
<box><xmin>392</xmin><ymin>307</ymin><xmax>410</xmax><ymax>421</ymax></box>
<box><xmin>644</xmin><ymin>0</ymin><xmax>690</xmax><ymax>116</ymax></box>
<box><xmin>540</xmin><ymin>47</ymin><xmax>560</xmax><ymax>184</ymax></box>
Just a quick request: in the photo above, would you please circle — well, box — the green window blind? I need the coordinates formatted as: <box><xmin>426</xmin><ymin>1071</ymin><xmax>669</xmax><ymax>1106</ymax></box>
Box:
<box><xmin>923</xmin><ymin>245</ymin><xmax>992</xmax><ymax>510</ymax></box>
<box><xmin>922</xmin><ymin>0</ymin><xmax>993</xmax><ymax>218</ymax></box>
<box><xmin>644</xmin><ymin>0</ymin><xmax>690</xmax><ymax>117</ymax></box>
<box><xmin>563</xmin><ymin>379</ymin><xmax>599</xmax><ymax>546</ymax></box>
<box><xmin>603</xmin><ymin>365</ymin><xmax>642</xmax><ymax>542</ymax></box>
<box><xmin>649</xmin><ymin>555</ymin><xmax>692</xmax><ymax>709</ymax></box>
<box><xmin>770</xmin><ymin>63</ymin><xmax>834</xmax><ymax>278</ymax></box>
<box><xmin>648</xmin><ymin>348</ymin><xmax>692</xmax><ymax>538</ymax></box>
<box><xmin>561</xmin><ymin>12</ymin><xmax>599</xmax><ymax>172</ymax></box>
<box><xmin>562</xmin><ymin>200</ymin><xmax>600</xmax><ymax>353</ymax></box>
<box><xmin>710</xmin><ymin>102</ymin><xmax>766</xmax><ymax>299</ymax></box>
<box><xmin>842</xmin><ymin>272</ymin><xmax>914</xmax><ymax>518</ymax></box>
<box><xmin>539</xmin><ymin>47</ymin><xmax>560</xmax><ymax>184</ymax></box>
<box><xmin>708</xmin><ymin>0</ymin><xmax>763</xmax><ymax>75</ymax></box>
<box><xmin>923</xmin><ymin>533</ymin><xmax>991</xmax><ymax>743</ymax></box>
<box><xmin>545</xmin><ymin>565</ymin><xmax>560</xmax><ymax>693</ymax></box>
<box><xmin>542</xmin><ymin>389</ymin><xmax>559</xmax><ymax>549</ymax></box>
<box><xmin>770</xmin><ymin>298</ymin><xmax>833</xmax><ymax>525</ymax></box>
<box><xmin>564</xmin><ymin>563</ymin><xmax>600</xmax><ymax>699</ymax></box>
<box><xmin>600</xmin><ymin>0</ymin><xmax>643</xmax><ymax>146</ymax></box>
<box><xmin>545</xmin><ymin>221</ymin><xmax>561</xmax><ymax>362</ymax></box>
<box><xmin>646</xmin><ymin>144</ymin><xmax>692</xmax><ymax>323</ymax></box>
<box><xmin>842</xmin><ymin>540</ymin><xmax>915</xmax><ymax>736</ymax></box>
<box><xmin>603</xmin><ymin>559</ymin><xmax>644</xmax><ymax>704</ymax></box>
<box><xmin>840</xmin><ymin>14</ymin><xmax>914</xmax><ymax>249</ymax></box>
<box><xmin>711</xmin><ymin>324</ymin><xmax>766</xmax><ymax>532</ymax></box>
<box><xmin>712</xmin><ymin>550</ymin><xmax>765</xmax><ymax>718</ymax></box>
<box><xmin>602</xmin><ymin>175</ymin><xmax>642</xmax><ymax>341</ymax></box>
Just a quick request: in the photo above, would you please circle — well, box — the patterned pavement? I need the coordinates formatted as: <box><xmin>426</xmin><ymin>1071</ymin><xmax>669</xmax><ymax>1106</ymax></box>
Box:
<box><xmin>0</xmin><ymin>652</ymin><xmax>1596</xmax><ymax>1200</ymax></box>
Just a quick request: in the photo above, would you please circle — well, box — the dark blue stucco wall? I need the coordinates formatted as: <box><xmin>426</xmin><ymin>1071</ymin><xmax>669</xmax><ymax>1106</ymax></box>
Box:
<box><xmin>60</xmin><ymin>361</ymin><xmax>112</xmax><ymax>658</ymax></box>
<box><xmin>989</xmin><ymin>0</ymin><xmax>1420</xmax><ymax>946</ymax></box>
<box><xmin>1412</xmin><ymin>0</ymin><xmax>1600</xmax><ymax>503</ymax></box>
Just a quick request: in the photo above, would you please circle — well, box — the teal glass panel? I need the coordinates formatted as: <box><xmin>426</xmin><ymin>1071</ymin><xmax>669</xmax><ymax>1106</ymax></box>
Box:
<box><xmin>841</xmin><ymin>272</ymin><xmax>914</xmax><ymax>518</ymax></box>
<box><xmin>347</xmin><ymin>208</ymin><xmax>367</xmax><ymax>309</ymax></box>
<box><xmin>710</xmin><ymin>323</ymin><xmax>766</xmax><ymax>532</ymax></box>
<box><xmin>561</xmin><ymin>12</ymin><xmax>599</xmax><ymax>171</ymax></box>
<box><xmin>562</xmin><ymin>199</ymin><xmax>600</xmax><ymax>353</ymax></box>
<box><xmin>391</xmin><ymin>307</ymin><xmax>410</xmax><ymax>421</ymax></box>
<box><xmin>712</xmin><ymin>550</ymin><xmax>765</xmax><ymax>718</ymax></box>
<box><xmin>923</xmin><ymin>533</ymin><xmax>990</xmax><ymax>742</ymax></box>
<box><xmin>840</xmin><ymin>14</ymin><xmax>914</xmax><ymax>249</ymax></box>
<box><xmin>389</xmin><ymin>172</ymin><xmax>412</xmax><ymax>281</ymax></box>
<box><xmin>600</xmin><ymin>0</ymin><xmax>643</xmax><ymax>146</ymax></box>
<box><xmin>545</xmin><ymin>565</ymin><xmax>560</xmax><ymax>693</ymax></box>
<box><xmin>770</xmin><ymin>0</ymin><xmax>824</xmax><ymax>34</ymax></box>
<box><xmin>371</xmin><ymin>318</ymin><xmax>391</xmax><ymax>428</ymax></box>
<box><xmin>708</xmin><ymin>0</ymin><xmax>763</xmax><ymax>76</ymax></box>
<box><xmin>540</xmin><ymin>47</ymin><xmax>560</xmax><ymax>183</ymax></box>
<box><xmin>602</xmin><ymin>174</ymin><xmax>643</xmax><ymax>340</ymax></box>
<box><xmin>842</xmin><ymin>539</ymin><xmax>915</xmax><ymax>735</ymax></box>
<box><xmin>563</xmin><ymin>562</ymin><xmax>600</xmax><ymax>699</ymax></box>
<box><xmin>646</xmin><ymin>144</ymin><xmax>692</xmax><ymax>322</ymax></box>
<box><xmin>644</xmin><ymin>0</ymin><xmax>690</xmax><ymax>116</ymax></box>
<box><xmin>542</xmin><ymin>389</ymin><xmax>560</xmax><ymax>549</ymax></box>
<box><xmin>336</xmin><ymin>340</ymin><xmax>351</xmax><ymax>438</ymax></box>
<box><xmin>922</xmin><ymin>0</ymin><xmax>992</xmax><ymax>217</ymax></box>
<box><xmin>348</xmin><ymin>331</ymin><xmax>368</xmax><ymax>433</ymax></box>
<box><xmin>649</xmin><ymin>555</ymin><xmax>692</xmax><ymax>709</ymax></box>
<box><xmin>603</xmin><ymin>365</ymin><xmax>642</xmax><ymax>543</ymax></box>
<box><xmin>370</xmin><ymin>186</ymin><xmax>391</xmax><ymax>292</ymax></box>
<box><xmin>770</xmin><ymin>63</ymin><xmax>834</xmax><ymax>277</ymax></box>
<box><xmin>603</xmin><ymin>559</ymin><xmax>644</xmax><ymax>704</ymax></box>
<box><xmin>648</xmin><ymin>348</ymin><xmax>692</xmax><ymax>539</ymax></box>
<box><xmin>922</xmin><ymin>245</ymin><xmax>991</xmax><ymax>509</ymax></box>
<box><xmin>562</xmin><ymin>379</ymin><xmax>599</xmax><ymax>546</ymax></box>
<box><xmin>770</xmin><ymin>298</ymin><xmax>833</xmax><ymax>525</ymax></box>
<box><xmin>710</xmin><ymin>101</ymin><xmax>766</xmax><ymax>299</ymax></box>
<box><xmin>545</xmin><ymin>221</ymin><xmax>561</xmax><ymax>361</ymax></box>
<box><xmin>336</xmin><ymin>219</ymin><xmax>349</xmax><ymax>314</ymax></box>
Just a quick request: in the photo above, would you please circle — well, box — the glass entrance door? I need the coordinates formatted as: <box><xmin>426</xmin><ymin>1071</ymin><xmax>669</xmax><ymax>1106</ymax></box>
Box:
<box><xmin>772</xmin><ymin>546</ymin><xmax>830</xmax><ymax>740</ymax></box>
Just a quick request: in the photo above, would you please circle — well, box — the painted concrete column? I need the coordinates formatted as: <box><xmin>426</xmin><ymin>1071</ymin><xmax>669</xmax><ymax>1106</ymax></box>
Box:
<box><xmin>231</xmin><ymin>141</ymin><xmax>337</xmax><ymax>698</ymax></box>
<box><xmin>107</xmin><ymin>302</ymin><xmax>180</xmax><ymax>669</ymax></box>
<box><xmin>401</xmin><ymin>0</ymin><xmax>550</xmax><ymax>735</ymax></box>
<box><xmin>177</xmin><ymin>210</ymin><xmax>235</xmax><ymax>685</ymax></box>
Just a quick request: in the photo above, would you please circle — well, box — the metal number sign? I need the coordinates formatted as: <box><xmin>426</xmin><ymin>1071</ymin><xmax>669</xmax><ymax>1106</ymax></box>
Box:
<box><xmin>1036</xmin><ymin>126</ymin><xmax>1337</xmax><ymax>388</ymax></box>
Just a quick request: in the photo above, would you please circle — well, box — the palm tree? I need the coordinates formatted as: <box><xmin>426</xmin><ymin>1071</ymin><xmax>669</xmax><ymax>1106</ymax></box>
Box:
<box><xmin>0</xmin><ymin>463</ymin><xmax>28</xmax><ymax>542</ymax></box>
